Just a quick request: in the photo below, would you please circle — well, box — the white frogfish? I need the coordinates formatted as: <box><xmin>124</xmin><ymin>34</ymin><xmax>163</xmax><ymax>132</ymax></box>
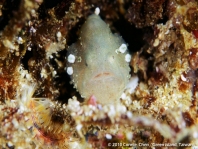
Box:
<box><xmin>66</xmin><ymin>10</ymin><xmax>131</xmax><ymax>105</ymax></box>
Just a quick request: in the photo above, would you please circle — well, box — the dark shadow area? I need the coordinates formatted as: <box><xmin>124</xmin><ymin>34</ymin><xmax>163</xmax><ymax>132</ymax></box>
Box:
<box><xmin>113</xmin><ymin>15</ymin><xmax>145</xmax><ymax>53</ymax></box>
<box><xmin>20</xmin><ymin>48</ymin><xmax>33</xmax><ymax>71</ymax></box>
<box><xmin>0</xmin><ymin>0</ymin><xmax>21</xmax><ymax>30</ymax></box>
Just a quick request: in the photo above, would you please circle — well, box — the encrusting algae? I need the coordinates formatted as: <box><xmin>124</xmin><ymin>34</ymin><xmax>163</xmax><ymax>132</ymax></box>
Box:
<box><xmin>0</xmin><ymin>0</ymin><xmax>198</xmax><ymax>149</ymax></box>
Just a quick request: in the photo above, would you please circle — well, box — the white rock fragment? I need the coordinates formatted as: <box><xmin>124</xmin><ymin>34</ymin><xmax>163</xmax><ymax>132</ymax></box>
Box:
<box><xmin>21</xmin><ymin>70</ymin><xmax>28</xmax><ymax>78</ymax></box>
<box><xmin>3</xmin><ymin>39</ymin><xmax>15</xmax><ymax>49</ymax></box>
<box><xmin>156</xmin><ymin>66</ymin><xmax>159</xmax><ymax>72</ymax></box>
<box><xmin>108</xmin><ymin>105</ymin><xmax>116</xmax><ymax>117</ymax></box>
<box><xmin>68</xmin><ymin>54</ymin><xmax>76</xmax><ymax>63</ymax></box>
<box><xmin>165</xmin><ymin>30</ymin><xmax>169</xmax><ymax>34</ymax></box>
<box><xmin>49</xmin><ymin>55</ymin><xmax>53</xmax><ymax>59</ymax></box>
<box><xmin>126</xmin><ymin>75</ymin><xmax>139</xmax><ymax>94</ymax></box>
<box><xmin>26</xmin><ymin>73</ymin><xmax>31</xmax><ymax>79</ymax></box>
<box><xmin>18</xmin><ymin>105</ymin><xmax>25</xmax><ymax>113</ymax></box>
<box><xmin>126</xmin><ymin>132</ymin><xmax>133</xmax><ymax>141</ymax></box>
<box><xmin>30</xmin><ymin>26</ymin><xmax>36</xmax><ymax>33</ymax></box>
<box><xmin>31</xmin><ymin>9</ymin><xmax>36</xmax><ymax>15</ymax></box>
<box><xmin>27</xmin><ymin>47</ymin><xmax>31</xmax><ymax>51</ymax></box>
<box><xmin>56</xmin><ymin>31</ymin><xmax>62</xmax><ymax>38</ymax></box>
<box><xmin>17</xmin><ymin>37</ymin><xmax>23</xmax><ymax>44</ymax></box>
<box><xmin>76</xmin><ymin>124</ymin><xmax>82</xmax><ymax>131</ymax></box>
<box><xmin>119</xmin><ymin>44</ymin><xmax>127</xmax><ymax>53</ymax></box>
<box><xmin>52</xmin><ymin>70</ymin><xmax>57</xmax><ymax>77</ymax></box>
<box><xmin>56</xmin><ymin>31</ymin><xmax>62</xmax><ymax>41</ymax></box>
<box><xmin>121</xmin><ymin>93</ymin><xmax>126</xmax><ymax>99</ymax></box>
<box><xmin>105</xmin><ymin>134</ymin><xmax>112</xmax><ymax>140</ymax></box>
<box><xmin>97</xmin><ymin>104</ymin><xmax>103</xmax><ymax>110</ymax></box>
<box><xmin>28</xmin><ymin>21</ymin><xmax>32</xmax><ymax>26</ymax></box>
<box><xmin>40</xmin><ymin>68</ymin><xmax>47</xmax><ymax>78</ymax></box>
<box><xmin>67</xmin><ymin>67</ymin><xmax>73</xmax><ymax>75</ymax></box>
<box><xmin>7</xmin><ymin>141</ymin><xmax>13</xmax><ymax>147</ymax></box>
<box><xmin>116</xmin><ymin>104</ymin><xmax>126</xmax><ymax>113</ymax></box>
<box><xmin>94</xmin><ymin>7</ymin><xmax>100</xmax><ymax>15</ymax></box>
<box><xmin>193</xmin><ymin>132</ymin><xmax>198</xmax><ymax>138</ymax></box>
<box><xmin>126</xmin><ymin>111</ymin><xmax>133</xmax><ymax>118</ymax></box>
<box><xmin>67</xmin><ymin>97</ymin><xmax>81</xmax><ymax>112</ymax></box>
<box><xmin>133</xmin><ymin>100</ymin><xmax>141</xmax><ymax>110</ymax></box>
<box><xmin>153</xmin><ymin>38</ymin><xmax>159</xmax><ymax>47</ymax></box>
<box><xmin>181</xmin><ymin>74</ymin><xmax>187</xmax><ymax>82</ymax></box>
<box><xmin>69</xmin><ymin>142</ymin><xmax>80</xmax><ymax>149</ymax></box>
<box><xmin>125</xmin><ymin>54</ymin><xmax>131</xmax><ymax>62</ymax></box>
<box><xmin>25</xmin><ymin>137</ymin><xmax>31</xmax><ymax>143</ymax></box>
<box><xmin>12</xmin><ymin>118</ymin><xmax>19</xmax><ymax>128</ymax></box>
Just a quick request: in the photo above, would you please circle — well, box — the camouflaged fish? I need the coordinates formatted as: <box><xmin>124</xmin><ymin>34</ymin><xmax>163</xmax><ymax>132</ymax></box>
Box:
<box><xmin>66</xmin><ymin>9</ymin><xmax>131</xmax><ymax>105</ymax></box>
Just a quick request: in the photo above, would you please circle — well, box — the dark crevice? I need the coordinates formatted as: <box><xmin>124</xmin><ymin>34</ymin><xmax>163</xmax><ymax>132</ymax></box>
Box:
<box><xmin>113</xmin><ymin>15</ymin><xmax>145</xmax><ymax>52</ymax></box>
<box><xmin>0</xmin><ymin>0</ymin><xmax>21</xmax><ymax>30</ymax></box>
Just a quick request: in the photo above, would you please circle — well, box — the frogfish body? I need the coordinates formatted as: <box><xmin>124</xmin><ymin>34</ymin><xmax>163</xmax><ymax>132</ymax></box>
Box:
<box><xmin>66</xmin><ymin>13</ymin><xmax>131</xmax><ymax>105</ymax></box>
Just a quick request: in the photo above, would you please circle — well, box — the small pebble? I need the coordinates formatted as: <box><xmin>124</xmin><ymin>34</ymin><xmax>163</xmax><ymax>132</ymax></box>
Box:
<box><xmin>105</xmin><ymin>134</ymin><xmax>112</xmax><ymax>139</ymax></box>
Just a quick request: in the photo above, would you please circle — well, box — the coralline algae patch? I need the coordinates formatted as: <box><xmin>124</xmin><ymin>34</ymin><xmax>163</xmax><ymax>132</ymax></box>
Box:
<box><xmin>0</xmin><ymin>102</ymin><xmax>33</xmax><ymax>149</ymax></box>
<box><xmin>148</xmin><ymin>3</ymin><xmax>198</xmax><ymax>112</ymax></box>
<box><xmin>127</xmin><ymin>2</ymin><xmax>198</xmax><ymax>128</ymax></box>
<box><xmin>27</xmin><ymin>98</ymin><xmax>83</xmax><ymax>149</ymax></box>
<box><xmin>66</xmin><ymin>11</ymin><xmax>131</xmax><ymax>105</ymax></box>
